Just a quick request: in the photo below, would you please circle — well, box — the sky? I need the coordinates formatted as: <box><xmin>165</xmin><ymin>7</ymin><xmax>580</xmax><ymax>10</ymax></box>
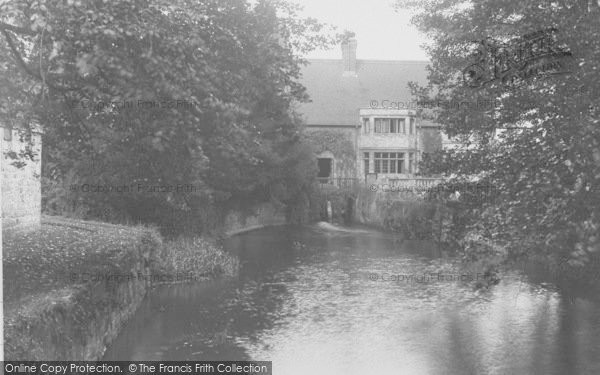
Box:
<box><xmin>293</xmin><ymin>0</ymin><xmax>430</xmax><ymax>61</ymax></box>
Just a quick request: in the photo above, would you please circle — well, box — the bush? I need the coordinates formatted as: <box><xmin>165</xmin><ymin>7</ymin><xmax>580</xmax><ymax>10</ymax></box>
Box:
<box><xmin>382</xmin><ymin>200</ymin><xmax>442</xmax><ymax>240</ymax></box>
<box><xmin>160</xmin><ymin>237</ymin><xmax>239</xmax><ymax>280</ymax></box>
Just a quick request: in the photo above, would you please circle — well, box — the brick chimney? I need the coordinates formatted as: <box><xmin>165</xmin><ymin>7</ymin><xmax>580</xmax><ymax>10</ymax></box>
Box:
<box><xmin>341</xmin><ymin>38</ymin><xmax>357</xmax><ymax>77</ymax></box>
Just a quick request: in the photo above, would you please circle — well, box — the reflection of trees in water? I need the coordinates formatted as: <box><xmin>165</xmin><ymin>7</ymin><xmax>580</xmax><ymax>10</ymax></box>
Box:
<box><xmin>105</xmin><ymin>227</ymin><xmax>600</xmax><ymax>371</ymax></box>
<box><xmin>221</xmin><ymin>277</ymin><xmax>293</xmax><ymax>339</ymax></box>
<box><xmin>148</xmin><ymin>273</ymin><xmax>293</xmax><ymax>359</ymax></box>
<box><xmin>422</xmin><ymin>285</ymin><xmax>599</xmax><ymax>374</ymax></box>
<box><xmin>147</xmin><ymin>283</ymin><xmax>252</xmax><ymax>360</ymax></box>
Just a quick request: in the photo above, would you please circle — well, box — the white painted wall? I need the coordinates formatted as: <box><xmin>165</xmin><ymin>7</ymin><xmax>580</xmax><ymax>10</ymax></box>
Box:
<box><xmin>1</xmin><ymin>126</ymin><xmax>42</xmax><ymax>231</ymax></box>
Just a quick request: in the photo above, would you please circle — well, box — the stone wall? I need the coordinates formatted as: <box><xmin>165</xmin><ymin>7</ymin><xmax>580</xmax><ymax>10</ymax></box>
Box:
<box><xmin>354</xmin><ymin>187</ymin><xmax>417</xmax><ymax>226</ymax></box>
<box><xmin>4</xmin><ymin>219</ymin><xmax>162</xmax><ymax>360</ymax></box>
<box><xmin>303</xmin><ymin>126</ymin><xmax>358</xmax><ymax>180</ymax></box>
<box><xmin>1</xmin><ymin>125</ymin><xmax>42</xmax><ymax>231</ymax></box>
<box><xmin>5</xmin><ymin>265</ymin><xmax>151</xmax><ymax>360</ymax></box>
<box><xmin>354</xmin><ymin>186</ymin><xmax>451</xmax><ymax>241</ymax></box>
<box><xmin>223</xmin><ymin>202</ymin><xmax>287</xmax><ymax>236</ymax></box>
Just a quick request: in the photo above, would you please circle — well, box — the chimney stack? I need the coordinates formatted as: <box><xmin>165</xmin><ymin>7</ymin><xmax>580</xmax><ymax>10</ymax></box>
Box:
<box><xmin>341</xmin><ymin>38</ymin><xmax>357</xmax><ymax>76</ymax></box>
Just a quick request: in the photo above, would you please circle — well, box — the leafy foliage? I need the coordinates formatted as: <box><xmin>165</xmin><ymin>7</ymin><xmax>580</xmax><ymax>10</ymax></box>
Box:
<box><xmin>304</xmin><ymin>129</ymin><xmax>356</xmax><ymax>159</ymax></box>
<box><xmin>3</xmin><ymin>216</ymin><xmax>163</xmax><ymax>305</ymax></box>
<box><xmin>1</xmin><ymin>0</ymin><xmax>336</xmax><ymax>234</ymax></box>
<box><xmin>397</xmin><ymin>0</ymin><xmax>600</xmax><ymax>269</ymax></box>
<box><xmin>161</xmin><ymin>237</ymin><xmax>239</xmax><ymax>280</ymax></box>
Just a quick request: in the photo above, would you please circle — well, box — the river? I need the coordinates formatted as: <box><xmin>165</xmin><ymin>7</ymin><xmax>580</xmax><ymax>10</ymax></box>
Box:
<box><xmin>103</xmin><ymin>224</ymin><xmax>600</xmax><ymax>374</ymax></box>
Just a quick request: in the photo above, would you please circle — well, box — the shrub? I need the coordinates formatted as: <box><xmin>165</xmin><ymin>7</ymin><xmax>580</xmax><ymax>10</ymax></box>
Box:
<box><xmin>160</xmin><ymin>237</ymin><xmax>239</xmax><ymax>280</ymax></box>
<box><xmin>382</xmin><ymin>200</ymin><xmax>441</xmax><ymax>240</ymax></box>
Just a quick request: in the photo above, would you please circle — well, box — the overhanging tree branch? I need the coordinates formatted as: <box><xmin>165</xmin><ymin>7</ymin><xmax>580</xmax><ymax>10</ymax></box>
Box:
<box><xmin>0</xmin><ymin>22</ymin><xmax>36</xmax><ymax>36</ymax></box>
<box><xmin>1</xmin><ymin>27</ymin><xmax>41</xmax><ymax>80</ymax></box>
<box><xmin>2</xmin><ymin>28</ymin><xmax>82</xmax><ymax>93</ymax></box>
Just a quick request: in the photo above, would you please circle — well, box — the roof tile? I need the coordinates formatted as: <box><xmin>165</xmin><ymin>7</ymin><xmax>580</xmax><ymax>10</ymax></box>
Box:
<box><xmin>297</xmin><ymin>59</ymin><xmax>430</xmax><ymax>126</ymax></box>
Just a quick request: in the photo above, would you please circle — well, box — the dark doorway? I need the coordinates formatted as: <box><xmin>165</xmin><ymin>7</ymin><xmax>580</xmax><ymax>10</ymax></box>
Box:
<box><xmin>317</xmin><ymin>158</ymin><xmax>332</xmax><ymax>178</ymax></box>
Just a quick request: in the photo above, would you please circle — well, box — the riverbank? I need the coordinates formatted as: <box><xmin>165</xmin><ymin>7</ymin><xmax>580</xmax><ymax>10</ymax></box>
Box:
<box><xmin>3</xmin><ymin>215</ymin><xmax>239</xmax><ymax>360</ymax></box>
<box><xmin>102</xmin><ymin>224</ymin><xmax>600</xmax><ymax>374</ymax></box>
<box><xmin>354</xmin><ymin>186</ymin><xmax>453</xmax><ymax>242</ymax></box>
<box><xmin>353</xmin><ymin>185</ymin><xmax>600</xmax><ymax>290</ymax></box>
<box><xmin>222</xmin><ymin>202</ymin><xmax>287</xmax><ymax>237</ymax></box>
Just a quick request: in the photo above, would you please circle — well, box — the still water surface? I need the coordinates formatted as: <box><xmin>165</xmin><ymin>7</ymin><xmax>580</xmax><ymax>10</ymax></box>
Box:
<box><xmin>104</xmin><ymin>225</ymin><xmax>600</xmax><ymax>374</ymax></box>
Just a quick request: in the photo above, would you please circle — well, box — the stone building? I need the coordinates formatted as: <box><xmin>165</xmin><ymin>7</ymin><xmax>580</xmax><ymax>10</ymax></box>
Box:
<box><xmin>1</xmin><ymin>121</ymin><xmax>43</xmax><ymax>231</ymax></box>
<box><xmin>298</xmin><ymin>38</ymin><xmax>446</xmax><ymax>185</ymax></box>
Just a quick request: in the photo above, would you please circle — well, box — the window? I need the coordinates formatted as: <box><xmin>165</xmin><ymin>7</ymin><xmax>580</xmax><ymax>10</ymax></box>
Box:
<box><xmin>410</xmin><ymin>118</ymin><xmax>415</xmax><ymax>135</ymax></box>
<box><xmin>408</xmin><ymin>153</ymin><xmax>415</xmax><ymax>173</ymax></box>
<box><xmin>397</xmin><ymin>153</ymin><xmax>405</xmax><ymax>173</ymax></box>
<box><xmin>374</xmin><ymin>118</ymin><xmax>382</xmax><ymax>133</ymax></box>
<box><xmin>389</xmin><ymin>153</ymin><xmax>397</xmax><ymax>173</ymax></box>
<box><xmin>317</xmin><ymin>158</ymin><xmax>332</xmax><ymax>178</ymax></box>
<box><xmin>374</xmin><ymin>152</ymin><xmax>405</xmax><ymax>174</ymax></box>
<box><xmin>373</xmin><ymin>118</ymin><xmax>406</xmax><ymax>133</ymax></box>
<box><xmin>381</xmin><ymin>153</ymin><xmax>389</xmax><ymax>173</ymax></box>
<box><xmin>363</xmin><ymin>152</ymin><xmax>370</xmax><ymax>174</ymax></box>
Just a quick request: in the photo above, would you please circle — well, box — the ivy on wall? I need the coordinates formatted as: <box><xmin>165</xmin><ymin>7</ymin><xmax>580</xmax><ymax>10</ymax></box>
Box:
<box><xmin>303</xmin><ymin>129</ymin><xmax>355</xmax><ymax>159</ymax></box>
<box><xmin>303</xmin><ymin>128</ymin><xmax>357</xmax><ymax>179</ymax></box>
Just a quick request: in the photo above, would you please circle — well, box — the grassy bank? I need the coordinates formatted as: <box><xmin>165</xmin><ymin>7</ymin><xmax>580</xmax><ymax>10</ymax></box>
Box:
<box><xmin>3</xmin><ymin>215</ymin><xmax>239</xmax><ymax>360</ymax></box>
<box><xmin>4</xmin><ymin>216</ymin><xmax>158</xmax><ymax>307</ymax></box>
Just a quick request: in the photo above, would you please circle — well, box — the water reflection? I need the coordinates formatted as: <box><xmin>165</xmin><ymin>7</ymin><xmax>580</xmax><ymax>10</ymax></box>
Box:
<box><xmin>104</xmin><ymin>225</ymin><xmax>600</xmax><ymax>375</ymax></box>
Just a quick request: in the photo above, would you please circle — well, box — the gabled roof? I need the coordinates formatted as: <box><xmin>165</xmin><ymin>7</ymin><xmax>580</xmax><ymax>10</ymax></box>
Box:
<box><xmin>296</xmin><ymin>59</ymin><xmax>430</xmax><ymax>126</ymax></box>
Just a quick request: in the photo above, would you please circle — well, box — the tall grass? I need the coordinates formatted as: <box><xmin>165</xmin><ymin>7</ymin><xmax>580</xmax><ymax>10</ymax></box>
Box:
<box><xmin>161</xmin><ymin>237</ymin><xmax>239</xmax><ymax>280</ymax></box>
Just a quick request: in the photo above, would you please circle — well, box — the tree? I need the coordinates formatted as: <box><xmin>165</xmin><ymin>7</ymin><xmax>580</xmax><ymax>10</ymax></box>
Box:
<box><xmin>397</xmin><ymin>0</ymin><xmax>600</xmax><ymax>269</ymax></box>
<box><xmin>1</xmin><ymin>0</ymin><xmax>335</xmax><ymax>233</ymax></box>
